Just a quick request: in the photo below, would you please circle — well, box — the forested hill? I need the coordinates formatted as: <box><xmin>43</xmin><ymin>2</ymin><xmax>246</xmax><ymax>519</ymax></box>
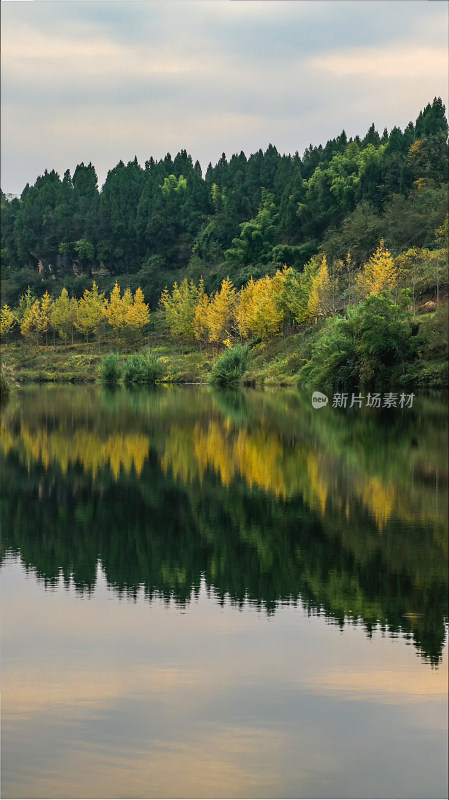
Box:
<box><xmin>1</xmin><ymin>97</ymin><xmax>448</xmax><ymax>308</ymax></box>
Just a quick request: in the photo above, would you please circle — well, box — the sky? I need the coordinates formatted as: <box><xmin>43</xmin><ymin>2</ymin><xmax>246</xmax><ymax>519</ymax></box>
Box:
<box><xmin>1</xmin><ymin>0</ymin><xmax>448</xmax><ymax>195</ymax></box>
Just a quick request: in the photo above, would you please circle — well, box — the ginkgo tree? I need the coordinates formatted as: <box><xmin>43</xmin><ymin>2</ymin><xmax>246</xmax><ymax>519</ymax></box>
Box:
<box><xmin>356</xmin><ymin>240</ymin><xmax>397</xmax><ymax>298</ymax></box>
<box><xmin>51</xmin><ymin>288</ymin><xmax>78</xmax><ymax>343</ymax></box>
<box><xmin>19</xmin><ymin>291</ymin><xmax>54</xmax><ymax>344</ymax></box>
<box><xmin>38</xmin><ymin>291</ymin><xmax>54</xmax><ymax>345</ymax></box>
<box><xmin>204</xmin><ymin>277</ymin><xmax>236</xmax><ymax>343</ymax></box>
<box><xmin>307</xmin><ymin>255</ymin><xmax>333</xmax><ymax>321</ymax></box>
<box><xmin>126</xmin><ymin>287</ymin><xmax>150</xmax><ymax>333</ymax></box>
<box><xmin>75</xmin><ymin>281</ymin><xmax>106</xmax><ymax>343</ymax></box>
<box><xmin>103</xmin><ymin>282</ymin><xmax>133</xmax><ymax>337</ymax></box>
<box><xmin>20</xmin><ymin>300</ymin><xmax>42</xmax><ymax>342</ymax></box>
<box><xmin>160</xmin><ymin>278</ymin><xmax>199</xmax><ymax>340</ymax></box>
<box><xmin>235</xmin><ymin>275</ymin><xmax>283</xmax><ymax>340</ymax></box>
<box><xmin>193</xmin><ymin>279</ymin><xmax>209</xmax><ymax>343</ymax></box>
<box><xmin>0</xmin><ymin>305</ymin><xmax>16</xmax><ymax>341</ymax></box>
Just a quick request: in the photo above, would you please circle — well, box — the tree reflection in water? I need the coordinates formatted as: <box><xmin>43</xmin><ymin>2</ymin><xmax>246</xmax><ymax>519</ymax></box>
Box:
<box><xmin>1</xmin><ymin>384</ymin><xmax>447</xmax><ymax>665</ymax></box>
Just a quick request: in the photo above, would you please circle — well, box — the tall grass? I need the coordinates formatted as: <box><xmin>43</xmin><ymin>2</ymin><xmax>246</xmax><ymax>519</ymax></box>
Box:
<box><xmin>123</xmin><ymin>353</ymin><xmax>163</xmax><ymax>384</ymax></box>
<box><xmin>0</xmin><ymin>372</ymin><xmax>10</xmax><ymax>400</ymax></box>
<box><xmin>210</xmin><ymin>344</ymin><xmax>249</xmax><ymax>386</ymax></box>
<box><xmin>99</xmin><ymin>352</ymin><xmax>122</xmax><ymax>384</ymax></box>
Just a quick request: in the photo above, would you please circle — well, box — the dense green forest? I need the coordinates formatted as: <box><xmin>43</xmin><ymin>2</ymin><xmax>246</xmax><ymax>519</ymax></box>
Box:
<box><xmin>1</xmin><ymin>98</ymin><xmax>447</xmax><ymax>309</ymax></box>
<box><xmin>1</xmin><ymin>98</ymin><xmax>448</xmax><ymax>391</ymax></box>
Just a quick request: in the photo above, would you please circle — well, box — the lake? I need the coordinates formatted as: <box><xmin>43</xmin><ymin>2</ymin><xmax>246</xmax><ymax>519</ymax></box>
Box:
<box><xmin>1</xmin><ymin>385</ymin><xmax>447</xmax><ymax>799</ymax></box>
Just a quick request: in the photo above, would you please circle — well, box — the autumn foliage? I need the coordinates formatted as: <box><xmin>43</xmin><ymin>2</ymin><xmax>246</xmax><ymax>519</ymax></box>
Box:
<box><xmin>1</xmin><ymin>238</ymin><xmax>446</xmax><ymax>357</ymax></box>
<box><xmin>2</xmin><ymin>281</ymin><xmax>150</xmax><ymax>346</ymax></box>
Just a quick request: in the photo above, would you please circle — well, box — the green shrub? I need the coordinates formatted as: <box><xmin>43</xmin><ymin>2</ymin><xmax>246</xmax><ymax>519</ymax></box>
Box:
<box><xmin>210</xmin><ymin>344</ymin><xmax>249</xmax><ymax>386</ymax></box>
<box><xmin>297</xmin><ymin>290</ymin><xmax>414</xmax><ymax>390</ymax></box>
<box><xmin>100</xmin><ymin>352</ymin><xmax>122</xmax><ymax>384</ymax></box>
<box><xmin>123</xmin><ymin>352</ymin><xmax>162</xmax><ymax>384</ymax></box>
<box><xmin>0</xmin><ymin>372</ymin><xmax>10</xmax><ymax>400</ymax></box>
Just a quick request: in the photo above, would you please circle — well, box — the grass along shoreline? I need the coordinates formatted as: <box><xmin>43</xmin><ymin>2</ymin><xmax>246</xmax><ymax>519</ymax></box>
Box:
<box><xmin>2</xmin><ymin>300</ymin><xmax>447</xmax><ymax>390</ymax></box>
<box><xmin>1</xmin><ymin>329</ymin><xmax>317</xmax><ymax>387</ymax></box>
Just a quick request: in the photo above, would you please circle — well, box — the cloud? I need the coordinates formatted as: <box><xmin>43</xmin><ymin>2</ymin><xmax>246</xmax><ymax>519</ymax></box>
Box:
<box><xmin>311</xmin><ymin>45</ymin><xmax>448</xmax><ymax>79</ymax></box>
<box><xmin>1</xmin><ymin>1</ymin><xmax>448</xmax><ymax>193</ymax></box>
<box><xmin>304</xmin><ymin>668</ymin><xmax>448</xmax><ymax>705</ymax></box>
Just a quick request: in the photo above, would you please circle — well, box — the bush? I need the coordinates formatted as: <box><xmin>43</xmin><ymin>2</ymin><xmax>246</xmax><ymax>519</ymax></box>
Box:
<box><xmin>297</xmin><ymin>290</ymin><xmax>414</xmax><ymax>391</ymax></box>
<box><xmin>210</xmin><ymin>344</ymin><xmax>249</xmax><ymax>386</ymax></box>
<box><xmin>99</xmin><ymin>352</ymin><xmax>122</xmax><ymax>384</ymax></box>
<box><xmin>123</xmin><ymin>352</ymin><xmax>162</xmax><ymax>384</ymax></box>
<box><xmin>0</xmin><ymin>372</ymin><xmax>10</xmax><ymax>400</ymax></box>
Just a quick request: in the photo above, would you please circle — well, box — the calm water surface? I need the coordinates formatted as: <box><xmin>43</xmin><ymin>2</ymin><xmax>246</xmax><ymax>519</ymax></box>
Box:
<box><xmin>1</xmin><ymin>385</ymin><xmax>447</xmax><ymax>799</ymax></box>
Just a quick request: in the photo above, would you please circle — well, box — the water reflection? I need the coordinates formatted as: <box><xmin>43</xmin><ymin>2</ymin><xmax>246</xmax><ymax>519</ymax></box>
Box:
<box><xmin>2</xmin><ymin>559</ymin><xmax>447</xmax><ymax>800</ymax></box>
<box><xmin>1</xmin><ymin>385</ymin><xmax>447</xmax><ymax>665</ymax></box>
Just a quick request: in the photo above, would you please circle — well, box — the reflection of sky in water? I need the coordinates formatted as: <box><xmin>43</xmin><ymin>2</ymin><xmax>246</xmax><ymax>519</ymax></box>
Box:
<box><xmin>2</xmin><ymin>558</ymin><xmax>447</xmax><ymax>800</ymax></box>
<box><xmin>1</xmin><ymin>386</ymin><xmax>447</xmax><ymax>797</ymax></box>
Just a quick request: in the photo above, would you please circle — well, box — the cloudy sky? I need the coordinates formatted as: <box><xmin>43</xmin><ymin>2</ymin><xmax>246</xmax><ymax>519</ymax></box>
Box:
<box><xmin>1</xmin><ymin>0</ymin><xmax>447</xmax><ymax>195</ymax></box>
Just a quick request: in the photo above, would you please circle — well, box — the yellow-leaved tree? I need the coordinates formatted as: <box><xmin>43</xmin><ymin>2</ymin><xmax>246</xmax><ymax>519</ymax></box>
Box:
<box><xmin>252</xmin><ymin>275</ymin><xmax>284</xmax><ymax>338</ymax></box>
<box><xmin>160</xmin><ymin>278</ymin><xmax>199</xmax><ymax>340</ymax></box>
<box><xmin>307</xmin><ymin>255</ymin><xmax>332</xmax><ymax>321</ymax></box>
<box><xmin>395</xmin><ymin>245</ymin><xmax>447</xmax><ymax>309</ymax></box>
<box><xmin>205</xmin><ymin>277</ymin><xmax>236</xmax><ymax>343</ymax></box>
<box><xmin>292</xmin><ymin>256</ymin><xmax>321</xmax><ymax>326</ymax></box>
<box><xmin>51</xmin><ymin>288</ymin><xmax>78</xmax><ymax>344</ymax></box>
<box><xmin>75</xmin><ymin>281</ymin><xmax>106</xmax><ymax>343</ymax></box>
<box><xmin>126</xmin><ymin>287</ymin><xmax>150</xmax><ymax>334</ymax></box>
<box><xmin>37</xmin><ymin>290</ymin><xmax>54</xmax><ymax>344</ymax></box>
<box><xmin>235</xmin><ymin>275</ymin><xmax>283</xmax><ymax>340</ymax></box>
<box><xmin>16</xmin><ymin>287</ymin><xmax>36</xmax><ymax>326</ymax></box>
<box><xmin>0</xmin><ymin>305</ymin><xmax>16</xmax><ymax>341</ymax></box>
<box><xmin>356</xmin><ymin>240</ymin><xmax>397</xmax><ymax>298</ymax></box>
<box><xmin>193</xmin><ymin>278</ymin><xmax>210</xmax><ymax>342</ymax></box>
<box><xmin>103</xmin><ymin>282</ymin><xmax>132</xmax><ymax>338</ymax></box>
<box><xmin>20</xmin><ymin>300</ymin><xmax>41</xmax><ymax>341</ymax></box>
<box><xmin>235</xmin><ymin>277</ymin><xmax>256</xmax><ymax>339</ymax></box>
<box><xmin>271</xmin><ymin>265</ymin><xmax>301</xmax><ymax>329</ymax></box>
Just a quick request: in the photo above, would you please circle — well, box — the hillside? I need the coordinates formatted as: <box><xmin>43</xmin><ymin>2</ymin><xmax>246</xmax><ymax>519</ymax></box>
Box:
<box><xmin>1</xmin><ymin>98</ymin><xmax>448</xmax><ymax>390</ymax></box>
<box><xmin>1</xmin><ymin>98</ymin><xmax>447</xmax><ymax>307</ymax></box>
